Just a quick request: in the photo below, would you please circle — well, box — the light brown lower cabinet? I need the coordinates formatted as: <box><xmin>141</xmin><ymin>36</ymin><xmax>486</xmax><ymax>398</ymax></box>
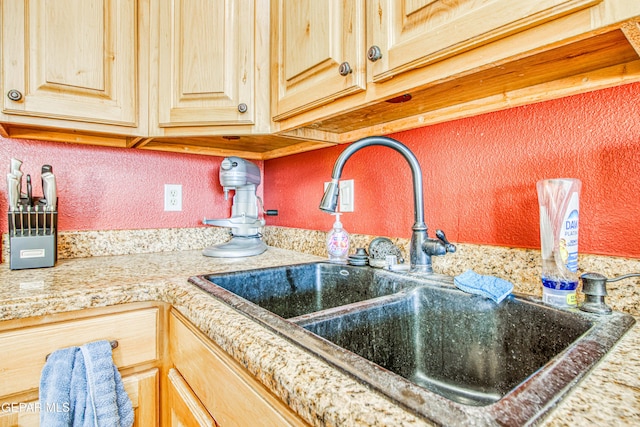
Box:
<box><xmin>0</xmin><ymin>369</ymin><xmax>159</xmax><ymax>427</ymax></box>
<box><xmin>0</xmin><ymin>303</ymin><xmax>162</xmax><ymax>427</ymax></box>
<box><xmin>124</xmin><ymin>369</ymin><xmax>160</xmax><ymax>426</ymax></box>
<box><xmin>0</xmin><ymin>303</ymin><xmax>308</xmax><ymax>426</ymax></box>
<box><xmin>0</xmin><ymin>397</ymin><xmax>40</xmax><ymax>426</ymax></box>
<box><xmin>169</xmin><ymin>309</ymin><xmax>308</xmax><ymax>427</ymax></box>
<box><xmin>167</xmin><ymin>368</ymin><xmax>217</xmax><ymax>427</ymax></box>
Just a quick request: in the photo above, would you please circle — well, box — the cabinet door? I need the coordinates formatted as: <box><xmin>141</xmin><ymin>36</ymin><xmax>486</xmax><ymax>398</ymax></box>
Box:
<box><xmin>123</xmin><ymin>369</ymin><xmax>160</xmax><ymax>427</ymax></box>
<box><xmin>169</xmin><ymin>311</ymin><xmax>308</xmax><ymax>426</ymax></box>
<box><xmin>272</xmin><ymin>0</ymin><xmax>366</xmax><ymax>121</ymax></box>
<box><xmin>369</xmin><ymin>0</ymin><xmax>602</xmax><ymax>81</ymax></box>
<box><xmin>1</xmin><ymin>0</ymin><xmax>138</xmax><ymax>126</ymax></box>
<box><xmin>167</xmin><ymin>368</ymin><xmax>217</xmax><ymax>427</ymax></box>
<box><xmin>0</xmin><ymin>369</ymin><xmax>158</xmax><ymax>427</ymax></box>
<box><xmin>156</xmin><ymin>0</ymin><xmax>254</xmax><ymax>128</ymax></box>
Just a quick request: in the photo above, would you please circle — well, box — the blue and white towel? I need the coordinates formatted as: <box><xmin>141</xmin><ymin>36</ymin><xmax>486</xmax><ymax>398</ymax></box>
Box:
<box><xmin>40</xmin><ymin>340</ymin><xmax>134</xmax><ymax>427</ymax></box>
<box><xmin>454</xmin><ymin>270</ymin><xmax>514</xmax><ymax>304</ymax></box>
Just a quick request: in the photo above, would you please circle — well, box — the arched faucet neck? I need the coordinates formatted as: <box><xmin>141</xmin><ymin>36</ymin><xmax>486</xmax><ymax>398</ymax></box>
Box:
<box><xmin>327</xmin><ymin>136</ymin><xmax>426</xmax><ymax>227</ymax></box>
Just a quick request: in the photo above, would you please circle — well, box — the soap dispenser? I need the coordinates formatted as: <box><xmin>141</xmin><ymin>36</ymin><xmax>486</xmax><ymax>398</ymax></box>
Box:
<box><xmin>327</xmin><ymin>213</ymin><xmax>349</xmax><ymax>263</ymax></box>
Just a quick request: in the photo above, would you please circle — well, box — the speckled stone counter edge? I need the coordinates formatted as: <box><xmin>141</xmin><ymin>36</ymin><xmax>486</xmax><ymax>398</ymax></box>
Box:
<box><xmin>2</xmin><ymin>225</ymin><xmax>639</xmax><ymax>315</ymax></box>
<box><xmin>1</xmin><ymin>232</ymin><xmax>638</xmax><ymax>425</ymax></box>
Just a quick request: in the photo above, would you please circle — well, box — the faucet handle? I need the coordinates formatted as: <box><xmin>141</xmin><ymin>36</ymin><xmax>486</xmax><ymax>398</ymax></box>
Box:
<box><xmin>422</xmin><ymin>229</ymin><xmax>456</xmax><ymax>257</ymax></box>
<box><xmin>435</xmin><ymin>229</ymin><xmax>456</xmax><ymax>253</ymax></box>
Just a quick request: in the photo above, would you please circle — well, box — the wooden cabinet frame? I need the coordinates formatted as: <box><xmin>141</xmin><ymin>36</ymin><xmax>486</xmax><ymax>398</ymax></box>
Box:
<box><xmin>0</xmin><ymin>302</ymin><xmax>308</xmax><ymax>426</ymax></box>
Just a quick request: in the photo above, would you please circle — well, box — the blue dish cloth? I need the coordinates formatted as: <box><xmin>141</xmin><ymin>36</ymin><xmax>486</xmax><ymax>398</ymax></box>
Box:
<box><xmin>454</xmin><ymin>270</ymin><xmax>514</xmax><ymax>304</ymax></box>
<box><xmin>40</xmin><ymin>340</ymin><xmax>134</xmax><ymax>427</ymax></box>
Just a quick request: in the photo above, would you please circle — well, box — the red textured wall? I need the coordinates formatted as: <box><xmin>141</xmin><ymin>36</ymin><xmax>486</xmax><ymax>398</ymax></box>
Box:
<box><xmin>1</xmin><ymin>139</ymin><xmax>259</xmax><ymax>232</ymax></box>
<box><xmin>2</xmin><ymin>83</ymin><xmax>638</xmax><ymax>258</ymax></box>
<box><xmin>265</xmin><ymin>82</ymin><xmax>640</xmax><ymax>258</ymax></box>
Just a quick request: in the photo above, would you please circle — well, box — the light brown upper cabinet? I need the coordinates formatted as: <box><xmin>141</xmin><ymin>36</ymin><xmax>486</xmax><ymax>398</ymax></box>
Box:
<box><xmin>271</xmin><ymin>0</ymin><xmax>367</xmax><ymax>121</ymax></box>
<box><xmin>151</xmin><ymin>0</ymin><xmax>260</xmax><ymax>132</ymax></box>
<box><xmin>0</xmin><ymin>0</ymin><xmax>305</xmax><ymax>157</ymax></box>
<box><xmin>271</xmin><ymin>0</ymin><xmax>606</xmax><ymax>126</ymax></box>
<box><xmin>1</xmin><ymin>1</ymin><xmax>639</xmax><ymax>157</ymax></box>
<box><xmin>1</xmin><ymin>0</ymin><xmax>142</xmax><ymax>135</ymax></box>
<box><xmin>368</xmin><ymin>0</ymin><xmax>602</xmax><ymax>82</ymax></box>
<box><xmin>273</xmin><ymin>0</ymin><xmax>640</xmax><ymax>143</ymax></box>
<box><xmin>140</xmin><ymin>0</ymin><xmax>311</xmax><ymax>158</ymax></box>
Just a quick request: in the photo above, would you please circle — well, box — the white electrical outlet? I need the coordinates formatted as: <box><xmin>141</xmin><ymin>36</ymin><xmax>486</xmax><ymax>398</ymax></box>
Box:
<box><xmin>339</xmin><ymin>179</ymin><xmax>355</xmax><ymax>212</ymax></box>
<box><xmin>164</xmin><ymin>184</ymin><xmax>182</xmax><ymax>211</ymax></box>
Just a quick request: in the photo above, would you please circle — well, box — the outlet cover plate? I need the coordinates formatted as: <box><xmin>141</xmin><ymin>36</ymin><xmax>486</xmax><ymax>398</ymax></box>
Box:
<box><xmin>164</xmin><ymin>184</ymin><xmax>182</xmax><ymax>211</ymax></box>
<box><xmin>339</xmin><ymin>180</ymin><xmax>355</xmax><ymax>212</ymax></box>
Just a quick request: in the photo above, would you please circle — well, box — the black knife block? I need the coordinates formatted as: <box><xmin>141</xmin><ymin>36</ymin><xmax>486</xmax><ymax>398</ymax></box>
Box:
<box><xmin>8</xmin><ymin>209</ymin><xmax>58</xmax><ymax>270</ymax></box>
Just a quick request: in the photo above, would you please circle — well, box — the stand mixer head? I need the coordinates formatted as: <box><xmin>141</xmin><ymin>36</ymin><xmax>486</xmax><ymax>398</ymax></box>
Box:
<box><xmin>202</xmin><ymin>157</ymin><xmax>267</xmax><ymax>257</ymax></box>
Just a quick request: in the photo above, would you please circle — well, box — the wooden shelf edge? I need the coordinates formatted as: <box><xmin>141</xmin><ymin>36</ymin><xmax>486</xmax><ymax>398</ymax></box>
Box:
<box><xmin>136</xmin><ymin>142</ymin><xmax>266</xmax><ymax>160</ymax></box>
<box><xmin>128</xmin><ymin>137</ymin><xmax>154</xmax><ymax>148</ymax></box>
<box><xmin>332</xmin><ymin>59</ymin><xmax>640</xmax><ymax>143</ymax></box>
<box><xmin>275</xmin><ymin>128</ymin><xmax>342</xmax><ymax>144</ymax></box>
<box><xmin>1</xmin><ymin>126</ymin><xmax>129</xmax><ymax>148</ymax></box>
<box><xmin>260</xmin><ymin>141</ymin><xmax>337</xmax><ymax>159</ymax></box>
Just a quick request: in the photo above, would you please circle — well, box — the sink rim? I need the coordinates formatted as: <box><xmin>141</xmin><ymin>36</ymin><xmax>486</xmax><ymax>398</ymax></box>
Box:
<box><xmin>193</xmin><ymin>261</ymin><xmax>411</xmax><ymax>319</ymax></box>
<box><xmin>189</xmin><ymin>262</ymin><xmax>636</xmax><ymax>426</ymax></box>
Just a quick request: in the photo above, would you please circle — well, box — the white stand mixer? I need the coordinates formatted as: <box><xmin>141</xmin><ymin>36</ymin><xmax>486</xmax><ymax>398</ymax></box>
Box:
<box><xmin>203</xmin><ymin>157</ymin><xmax>268</xmax><ymax>257</ymax></box>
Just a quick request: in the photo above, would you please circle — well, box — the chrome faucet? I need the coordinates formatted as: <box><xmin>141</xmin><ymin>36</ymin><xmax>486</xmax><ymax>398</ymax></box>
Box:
<box><xmin>319</xmin><ymin>136</ymin><xmax>456</xmax><ymax>273</ymax></box>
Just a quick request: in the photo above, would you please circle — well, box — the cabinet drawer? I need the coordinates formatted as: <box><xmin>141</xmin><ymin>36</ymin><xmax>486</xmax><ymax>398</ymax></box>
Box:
<box><xmin>0</xmin><ymin>308</ymin><xmax>159</xmax><ymax>397</ymax></box>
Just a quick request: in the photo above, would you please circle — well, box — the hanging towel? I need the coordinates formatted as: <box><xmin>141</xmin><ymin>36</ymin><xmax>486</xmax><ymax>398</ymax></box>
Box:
<box><xmin>40</xmin><ymin>340</ymin><xmax>134</xmax><ymax>427</ymax></box>
<box><xmin>38</xmin><ymin>346</ymin><xmax>77</xmax><ymax>426</ymax></box>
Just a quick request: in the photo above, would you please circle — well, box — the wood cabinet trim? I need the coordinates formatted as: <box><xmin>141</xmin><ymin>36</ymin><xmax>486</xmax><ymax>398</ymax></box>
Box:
<box><xmin>621</xmin><ymin>20</ymin><xmax>640</xmax><ymax>56</ymax></box>
<box><xmin>169</xmin><ymin>309</ymin><xmax>309</xmax><ymax>426</ymax></box>
<box><xmin>167</xmin><ymin>368</ymin><xmax>218</xmax><ymax>427</ymax></box>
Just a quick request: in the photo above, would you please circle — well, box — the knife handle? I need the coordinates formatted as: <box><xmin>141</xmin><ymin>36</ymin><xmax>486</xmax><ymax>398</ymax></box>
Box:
<box><xmin>26</xmin><ymin>174</ymin><xmax>33</xmax><ymax>206</ymax></box>
<box><xmin>42</xmin><ymin>172</ymin><xmax>57</xmax><ymax>211</ymax></box>
<box><xmin>6</xmin><ymin>173</ymin><xmax>19</xmax><ymax>211</ymax></box>
<box><xmin>41</xmin><ymin>165</ymin><xmax>52</xmax><ymax>198</ymax></box>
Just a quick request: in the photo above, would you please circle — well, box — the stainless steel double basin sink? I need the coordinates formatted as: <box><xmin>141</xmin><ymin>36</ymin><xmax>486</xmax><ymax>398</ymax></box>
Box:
<box><xmin>189</xmin><ymin>262</ymin><xmax>635</xmax><ymax>426</ymax></box>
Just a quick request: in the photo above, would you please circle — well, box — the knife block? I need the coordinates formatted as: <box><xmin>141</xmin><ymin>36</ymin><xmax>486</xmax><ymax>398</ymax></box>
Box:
<box><xmin>8</xmin><ymin>209</ymin><xmax>58</xmax><ymax>270</ymax></box>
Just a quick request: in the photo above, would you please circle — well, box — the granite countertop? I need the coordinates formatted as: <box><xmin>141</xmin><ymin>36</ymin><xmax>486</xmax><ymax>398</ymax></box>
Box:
<box><xmin>1</xmin><ymin>247</ymin><xmax>638</xmax><ymax>426</ymax></box>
